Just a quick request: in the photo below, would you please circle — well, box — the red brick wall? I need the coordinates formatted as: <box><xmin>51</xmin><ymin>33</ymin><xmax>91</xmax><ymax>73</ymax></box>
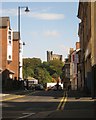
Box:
<box><xmin>9</xmin><ymin>39</ymin><xmax>19</xmax><ymax>80</ymax></box>
<box><xmin>0</xmin><ymin>28</ymin><xmax>8</xmax><ymax>70</ymax></box>
<box><xmin>0</xmin><ymin>27</ymin><xmax>19</xmax><ymax>80</ymax></box>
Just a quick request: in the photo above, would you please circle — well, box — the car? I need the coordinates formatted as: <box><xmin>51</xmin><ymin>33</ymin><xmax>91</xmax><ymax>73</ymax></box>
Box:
<box><xmin>52</xmin><ymin>84</ymin><xmax>62</xmax><ymax>91</ymax></box>
<box><xmin>35</xmin><ymin>84</ymin><xmax>44</xmax><ymax>90</ymax></box>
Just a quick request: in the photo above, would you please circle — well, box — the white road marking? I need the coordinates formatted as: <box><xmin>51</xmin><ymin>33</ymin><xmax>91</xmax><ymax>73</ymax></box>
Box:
<box><xmin>15</xmin><ymin>113</ymin><xmax>35</xmax><ymax>119</ymax></box>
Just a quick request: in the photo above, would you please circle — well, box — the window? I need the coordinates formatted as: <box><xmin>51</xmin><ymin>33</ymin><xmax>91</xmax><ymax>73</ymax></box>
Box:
<box><xmin>9</xmin><ymin>40</ymin><xmax>11</xmax><ymax>44</ymax></box>
<box><xmin>8</xmin><ymin>36</ymin><xmax>11</xmax><ymax>40</ymax></box>
<box><xmin>8</xmin><ymin>31</ymin><xmax>11</xmax><ymax>35</ymax></box>
<box><xmin>9</xmin><ymin>55</ymin><xmax>11</xmax><ymax>59</ymax></box>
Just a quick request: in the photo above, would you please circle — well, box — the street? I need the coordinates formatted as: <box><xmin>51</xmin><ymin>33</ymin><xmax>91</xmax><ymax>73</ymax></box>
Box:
<box><xmin>1</xmin><ymin>90</ymin><xmax>96</xmax><ymax>119</ymax></box>
<box><xmin>2</xmin><ymin>90</ymin><xmax>64</xmax><ymax>119</ymax></box>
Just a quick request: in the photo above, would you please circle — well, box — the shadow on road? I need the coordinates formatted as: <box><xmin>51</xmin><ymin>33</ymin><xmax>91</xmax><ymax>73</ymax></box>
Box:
<box><xmin>2</xmin><ymin>90</ymin><xmax>96</xmax><ymax>119</ymax></box>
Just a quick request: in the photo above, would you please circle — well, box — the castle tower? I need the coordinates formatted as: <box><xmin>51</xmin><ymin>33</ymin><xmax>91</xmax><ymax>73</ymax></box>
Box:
<box><xmin>47</xmin><ymin>51</ymin><xmax>53</xmax><ymax>62</ymax></box>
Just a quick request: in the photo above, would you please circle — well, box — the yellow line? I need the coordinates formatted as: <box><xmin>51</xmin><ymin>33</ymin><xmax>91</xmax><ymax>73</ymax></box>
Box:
<box><xmin>56</xmin><ymin>92</ymin><xmax>65</xmax><ymax>110</ymax></box>
<box><xmin>0</xmin><ymin>91</ymin><xmax>35</xmax><ymax>102</ymax></box>
<box><xmin>61</xmin><ymin>92</ymin><xmax>68</xmax><ymax>110</ymax></box>
<box><xmin>0</xmin><ymin>95</ymin><xmax>25</xmax><ymax>102</ymax></box>
<box><xmin>56</xmin><ymin>91</ymin><xmax>68</xmax><ymax>111</ymax></box>
<box><xmin>61</xmin><ymin>97</ymin><xmax>67</xmax><ymax>110</ymax></box>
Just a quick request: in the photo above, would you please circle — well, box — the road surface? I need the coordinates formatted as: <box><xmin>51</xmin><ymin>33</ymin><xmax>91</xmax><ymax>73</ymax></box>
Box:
<box><xmin>1</xmin><ymin>90</ymin><xmax>95</xmax><ymax>119</ymax></box>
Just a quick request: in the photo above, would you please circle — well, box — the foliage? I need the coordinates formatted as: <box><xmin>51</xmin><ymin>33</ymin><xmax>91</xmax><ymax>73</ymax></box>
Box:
<box><xmin>23</xmin><ymin>58</ymin><xmax>41</xmax><ymax>79</ymax></box>
<box><xmin>34</xmin><ymin>67</ymin><xmax>52</xmax><ymax>84</ymax></box>
<box><xmin>23</xmin><ymin>58</ymin><xmax>64</xmax><ymax>84</ymax></box>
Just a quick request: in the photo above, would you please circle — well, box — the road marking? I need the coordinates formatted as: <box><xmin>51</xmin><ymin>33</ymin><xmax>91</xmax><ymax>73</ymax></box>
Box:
<box><xmin>56</xmin><ymin>92</ymin><xmax>65</xmax><ymax>110</ymax></box>
<box><xmin>0</xmin><ymin>91</ymin><xmax>37</xmax><ymax>102</ymax></box>
<box><xmin>56</xmin><ymin>91</ymin><xmax>67</xmax><ymax>111</ymax></box>
<box><xmin>15</xmin><ymin>113</ymin><xmax>35</xmax><ymax>119</ymax></box>
<box><xmin>0</xmin><ymin>95</ymin><xmax>25</xmax><ymax>102</ymax></box>
<box><xmin>61</xmin><ymin>97</ymin><xmax>67</xmax><ymax>110</ymax></box>
<box><xmin>61</xmin><ymin>91</ymin><xmax>67</xmax><ymax>110</ymax></box>
<box><xmin>56</xmin><ymin>97</ymin><xmax>64</xmax><ymax>110</ymax></box>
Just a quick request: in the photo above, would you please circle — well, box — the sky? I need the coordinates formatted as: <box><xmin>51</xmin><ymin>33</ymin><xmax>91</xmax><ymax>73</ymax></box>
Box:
<box><xmin>1</xmin><ymin>1</ymin><xmax>80</xmax><ymax>62</ymax></box>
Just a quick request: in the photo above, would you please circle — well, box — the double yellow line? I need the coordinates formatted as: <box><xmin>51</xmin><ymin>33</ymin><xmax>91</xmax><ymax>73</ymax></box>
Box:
<box><xmin>57</xmin><ymin>91</ymin><xmax>67</xmax><ymax>111</ymax></box>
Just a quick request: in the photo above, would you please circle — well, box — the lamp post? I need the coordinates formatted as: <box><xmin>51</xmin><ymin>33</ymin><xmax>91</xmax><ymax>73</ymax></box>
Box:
<box><xmin>18</xmin><ymin>6</ymin><xmax>30</xmax><ymax>39</ymax></box>
<box><xmin>18</xmin><ymin>6</ymin><xmax>30</xmax><ymax>80</ymax></box>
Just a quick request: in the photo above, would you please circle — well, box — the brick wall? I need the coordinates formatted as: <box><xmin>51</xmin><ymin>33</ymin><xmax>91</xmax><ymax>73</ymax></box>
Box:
<box><xmin>9</xmin><ymin>38</ymin><xmax>19</xmax><ymax>80</ymax></box>
<box><xmin>0</xmin><ymin>28</ymin><xmax>7</xmax><ymax>70</ymax></box>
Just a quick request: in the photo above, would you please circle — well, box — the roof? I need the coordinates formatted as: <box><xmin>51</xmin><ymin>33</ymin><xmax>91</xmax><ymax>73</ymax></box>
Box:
<box><xmin>0</xmin><ymin>17</ymin><xmax>10</xmax><ymax>28</ymax></box>
<box><xmin>7</xmin><ymin>68</ymin><xmax>15</xmax><ymax>74</ymax></box>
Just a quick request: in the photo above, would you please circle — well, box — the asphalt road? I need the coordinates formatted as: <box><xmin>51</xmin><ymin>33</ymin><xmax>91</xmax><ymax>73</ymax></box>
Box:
<box><xmin>1</xmin><ymin>90</ymin><xmax>95</xmax><ymax>119</ymax></box>
<box><xmin>2</xmin><ymin>90</ymin><xmax>64</xmax><ymax>119</ymax></box>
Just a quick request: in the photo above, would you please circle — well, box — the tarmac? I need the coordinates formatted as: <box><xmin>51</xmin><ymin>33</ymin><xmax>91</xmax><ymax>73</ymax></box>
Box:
<box><xmin>0</xmin><ymin>89</ymin><xmax>96</xmax><ymax>119</ymax></box>
<box><xmin>46</xmin><ymin>90</ymin><xmax>96</xmax><ymax>119</ymax></box>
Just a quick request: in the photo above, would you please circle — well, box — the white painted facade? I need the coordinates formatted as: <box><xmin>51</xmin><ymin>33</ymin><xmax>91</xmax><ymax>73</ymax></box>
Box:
<box><xmin>19</xmin><ymin>39</ymin><xmax>23</xmax><ymax>80</ymax></box>
<box><xmin>7</xmin><ymin>27</ymin><xmax>13</xmax><ymax>61</ymax></box>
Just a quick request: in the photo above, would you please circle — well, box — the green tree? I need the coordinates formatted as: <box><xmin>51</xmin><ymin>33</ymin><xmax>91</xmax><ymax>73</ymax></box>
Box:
<box><xmin>23</xmin><ymin>58</ymin><xmax>64</xmax><ymax>84</ymax></box>
<box><xmin>23</xmin><ymin>58</ymin><xmax>41</xmax><ymax>79</ymax></box>
<box><xmin>47</xmin><ymin>59</ymin><xmax>64</xmax><ymax>78</ymax></box>
<box><xmin>34</xmin><ymin>67</ymin><xmax>52</xmax><ymax>84</ymax></box>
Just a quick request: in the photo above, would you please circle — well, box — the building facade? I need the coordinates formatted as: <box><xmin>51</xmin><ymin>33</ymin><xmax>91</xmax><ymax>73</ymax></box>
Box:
<box><xmin>62</xmin><ymin>58</ymin><xmax>70</xmax><ymax>90</ymax></box>
<box><xmin>47</xmin><ymin>51</ymin><xmax>62</xmax><ymax>62</ymax></box>
<box><xmin>77</xmin><ymin>1</ymin><xmax>96</xmax><ymax>97</ymax></box>
<box><xmin>9</xmin><ymin>32</ymin><xmax>19</xmax><ymax>80</ymax></box>
<box><xmin>70</xmin><ymin>42</ymin><xmax>80</xmax><ymax>90</ymax></box>
<box><xmin>0</xmin><ymin>17</ymin><xmax>20</xmax><ymax>90</ymax></box>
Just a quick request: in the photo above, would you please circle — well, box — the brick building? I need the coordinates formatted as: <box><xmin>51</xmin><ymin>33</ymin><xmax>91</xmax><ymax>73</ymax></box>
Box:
<box><xmin>0</xmin><ymin>17</ymin><xmax>20</xmax><ymax>90</ymax></box>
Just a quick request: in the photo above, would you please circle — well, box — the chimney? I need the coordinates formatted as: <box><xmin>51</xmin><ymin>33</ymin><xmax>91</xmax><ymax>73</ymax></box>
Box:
<box><xmin>76</xmin><ymin>42</ymin><xmax>80</xmax><ymax>50</ymax></box>
<box><xmin>69</xmin><ymin>48</ymin><xmax>74</xmax><ymax>54</ymax></box>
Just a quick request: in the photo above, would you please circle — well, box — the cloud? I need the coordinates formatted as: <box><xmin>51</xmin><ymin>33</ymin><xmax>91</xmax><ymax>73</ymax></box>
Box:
<box><xmin>0</xmin><ymin>8</ymin><xmax>17</xmax><ymax>16</ymax></box>
<box><xmin>32</xmin><ymin>7</ymin><xmax>53</xmax><ymax>13</ymax></box>
<box><xmin>0</xmin><ymin>8</ymin><xmax>64</xmax><ymax>21</ymax></box>
<box><xmin>30</xmin><ymin>13</ymin><xmax>64</xmax><ymax>20</ymax></box>
<box><xmin>44</xmin><ymin>30</ymin><xmax>60</xmax><ymax>37</ymax></box>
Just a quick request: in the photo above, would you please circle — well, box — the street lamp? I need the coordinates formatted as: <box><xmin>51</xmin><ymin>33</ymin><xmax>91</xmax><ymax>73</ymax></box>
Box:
<box><xmin>18</xmin><ymin>6</ymin><xmax>30</xmax><ymax>39</ymax></box>
<box><xmin>18</xmin><ymin>6</ymin><xmax>30</xmax><ymax>80</ymax></box>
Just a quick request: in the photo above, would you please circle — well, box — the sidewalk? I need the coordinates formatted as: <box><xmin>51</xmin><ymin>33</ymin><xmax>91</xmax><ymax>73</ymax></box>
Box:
<box><xmin>46</xmin><ymin>90</ymin><xmax>96</xmax><ymax>118</ymax></box>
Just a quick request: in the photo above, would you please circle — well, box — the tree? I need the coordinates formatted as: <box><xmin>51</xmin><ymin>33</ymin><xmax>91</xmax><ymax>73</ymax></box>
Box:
<box><xmin>23</xmin><ymin>58</ymin><xmax>41</xmax><ymax>79</ymax></box>
<box><xmin>47</xmin><ymin>59</ymin><xmax>64</xmax><ymax>79</ymax></box>
<box><xmin>34</xmin><ymin>67</ymin><xmax>52</xmax><ymax>84</ymax></box>
<box><xmin>23</xmin><ymin>58</ymin><xmax>64</xmax><ymax>84</ymax></box>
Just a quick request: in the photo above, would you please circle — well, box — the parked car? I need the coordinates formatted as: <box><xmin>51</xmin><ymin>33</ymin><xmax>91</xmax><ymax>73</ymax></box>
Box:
<box><xmin>35</xmin><ymin>84</ymin><xmax>44</xmax><ymax>90</ymax></box>
<box><xmin>52</xmin><ymin>84</ymin><xmax>62</xmax><ymax>91</ymax></box>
